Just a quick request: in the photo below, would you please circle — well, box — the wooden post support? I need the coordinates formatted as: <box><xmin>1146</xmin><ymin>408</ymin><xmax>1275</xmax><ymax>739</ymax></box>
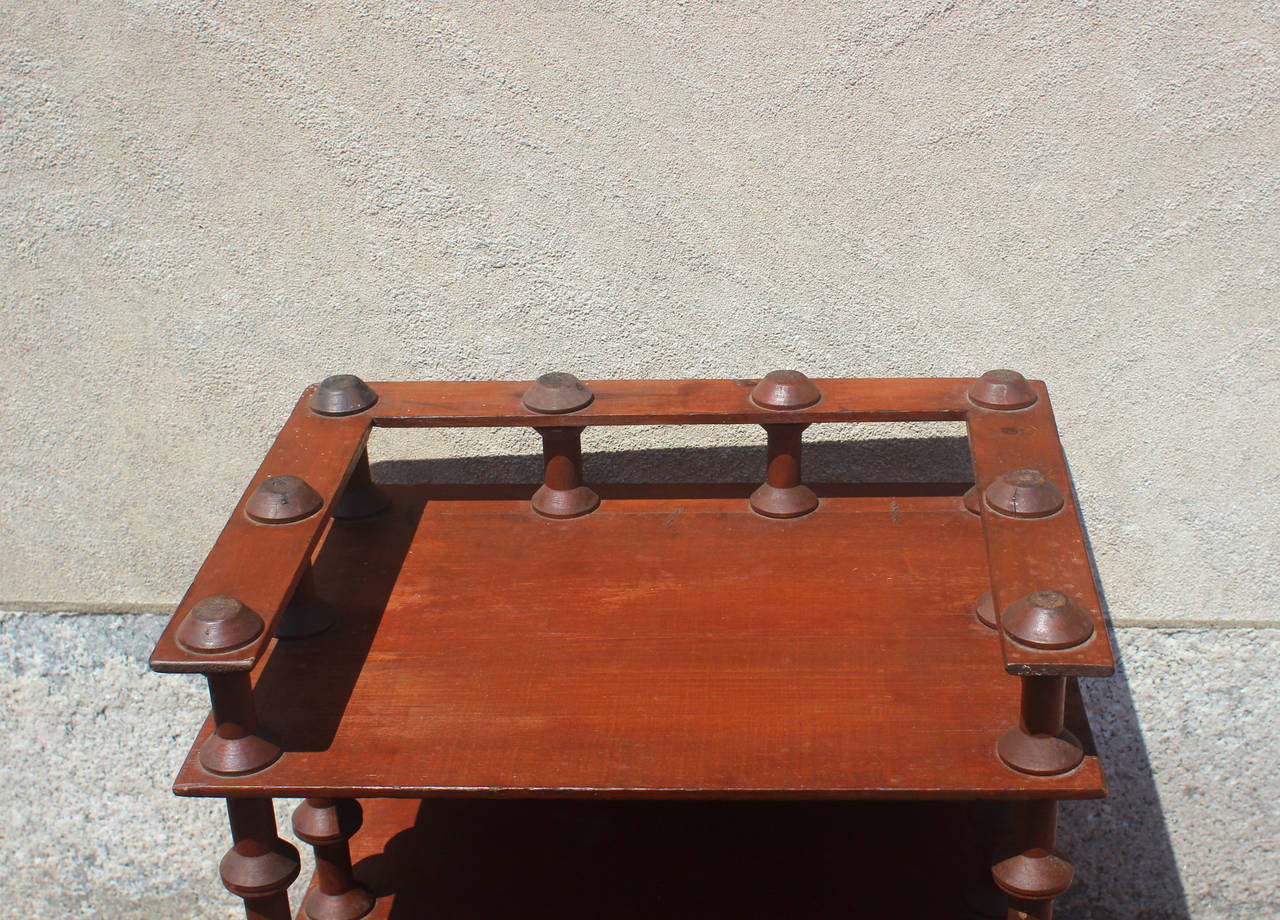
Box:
<box><xmin>998</xmin><ymin>675</ymin><xmax>1084</xmax><ymax>776</ymax></box>
<box><xmin>964</xmin><ymin>482</ymin><xmax>984</xmax><ymax>515</ymax></box>
<box><xmin>200</xmin><ymin>672</ymin><xmax>281</xmax><ymax>776</ymax></box>
<box><xmin>276</xmin><ymin>562</ymin><xmax>339</xmax><ymax>640</ymax></box>
<box><xmin>996</xmin><ymin>591</ymin><xmax>1094</xmax><ymax>775</ymax></box>
<box><xmin>992</xmin><ymin>800</ymin><xmax>1073</xmax><ymax>920</ymax></box>
<box><xmin>293</xmin><ymin>798</ymin><xmax>375</xmax><ymax>920</ymax></box>
<box><xmin>748</xmin><ymin>370</ymin><xmax>820</xmax><ymax>518</ymax></box>
<box><xmin>750</xmin><ymin>423</ymin><xmax>818</xmax><ymax>518</ymax></box>
<box><xmin>220</xmin><ymin>798</ymin><xmax>300</xmax><ymax>920</ymax></box>
<box><xmin>520</xmin><ymin>369</ymin><xmax>600</xmax><ymax>519</ymax></box>
<box><xmin>531</xmin><ymin>427</ymin><xmax>599</xmax><ymax>519</ymax></box>
<box><xmin>971</xmin><ymin>589</ymin><xmax>997</xmax><ymax>629</ymax></box>
<box><xmin>333</xmin><ymin>448</ymin><xmax>390</xmax><ymax>521</ymax></box>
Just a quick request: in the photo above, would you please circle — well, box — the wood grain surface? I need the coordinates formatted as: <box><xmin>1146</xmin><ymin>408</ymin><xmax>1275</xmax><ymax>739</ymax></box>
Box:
<box><xmin>150</xmin><ymin>394</ymin><xmax>372</xmax><ymax>673</ymax></box>
<box><xmin>968</xmin><ymin>383</ymin><xmax>1115</xmax><ymax>676</ymax></box>
<box><xmin>370</xmin><ymin>377</ymin><xmax>974</xmax><ymax>427</ymax></box>
<box><xmin>175</xmin><ymin>483</ymin><xmax>1104</xmax><ymax>799</ymax></box>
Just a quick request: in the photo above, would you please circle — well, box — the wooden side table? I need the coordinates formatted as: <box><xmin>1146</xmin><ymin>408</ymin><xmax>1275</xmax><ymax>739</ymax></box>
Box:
<box><xmin>151</xmin><ymin>371</ymin><xmax>1113</xmax><ymax>919</ymax></box>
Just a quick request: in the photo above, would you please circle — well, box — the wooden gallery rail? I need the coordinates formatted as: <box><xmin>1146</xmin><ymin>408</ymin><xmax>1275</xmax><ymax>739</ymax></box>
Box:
<box><xmin>150</xmin><ymin>370</ymin><xmax>1114</xmax><ymax>920</ymax></box>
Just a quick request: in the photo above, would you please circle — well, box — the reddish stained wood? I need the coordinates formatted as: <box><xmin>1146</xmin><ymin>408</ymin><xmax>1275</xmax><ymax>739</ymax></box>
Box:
<box><xmin>149</xmin><ymin>394</ymin><xmax>372</xmax><ymax>673</ymax></box>
<box><xmin>967</xmin><ymin>384</ymin><xmax>1115</xmax><ymax>677</ymax></box>
<box><xmin>368</xmin><ymin>378</ymin><xmax>975</xmax><ymax>427</ymax></box>
<box><xmin>148</xmin><ymin>375</ymin><xmax>1115</xmax><ymax>920</ymax></box>
<box><xmin>173</xmin><ymin>486</ymin><xmax>1104</xmax><ymax>799</ymax></box>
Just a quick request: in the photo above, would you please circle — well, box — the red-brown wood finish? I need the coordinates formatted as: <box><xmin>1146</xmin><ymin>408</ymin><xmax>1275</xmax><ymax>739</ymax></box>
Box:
<box><xmin>750</xmin><ymin>424</ymin><xmax>819</xmax><ymax>518</ymax></box>
<box><xmin>199</xmin><ymin>672</ymin><xmax>281</xmax><ymax>776</ymax></box>
<box><xmin>370</xmin><ymin>377</ymin><xmax>974</xmax><ymax>426</ymax></box>
<box><xmin>150</xmin><ymin>392</ymin><xmax>373</xmax><ymax>673</ymax></box>
<box><xmin>530</xmin><ymin>426</ymin><xmax>599</xmax><ymax>518</ymax></box>
<box><xmin>993</xmin><ymin>799</ymin><xmax>1074</xmax><ymax>920</ymax></box>
<box><xmin>292</xmin><ymin>798</ymin><xmax>375</xmax><ymax>920</ymax></box>
<box><xmin>150</xmin><ymin>373</ymin><xmax>1112</xmax><ymax>919</ymax></box>
<box><xmin>967</xmin><ymin>386</ymin><xmax>1115</xmax><ymax>677</ymax></box>
<box><xmin>219</xmin><ymin>798</ymin><xmax>299</xmax><ymax>920</ymax></box>
<box><xmin>172</xmin><ymin>484</ymin><xmax>1103</xmax><ymax>800</ymax></box>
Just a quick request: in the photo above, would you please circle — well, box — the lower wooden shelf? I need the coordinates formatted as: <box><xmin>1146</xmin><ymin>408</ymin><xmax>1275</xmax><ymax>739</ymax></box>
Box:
<box><xmin>309</xmin><ymin>797</ymin><xmax>1011</xmax><ymax>919</ymax></box>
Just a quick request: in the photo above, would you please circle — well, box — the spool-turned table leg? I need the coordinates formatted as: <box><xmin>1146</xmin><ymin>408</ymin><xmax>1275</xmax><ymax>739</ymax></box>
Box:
<box><xmin>219</xmin><ymin>798</ymin><xmax>300</xmax><ymax>920</ymax></box>
<box><xmin>992</xmin><ymin>800</ymin><xmax>1073</xmax><ymax>920</ymax></box>
<box><xmin>293</xmin><ymin>797</ymin><xmax>375</xmax><ymax>920</ymax></box>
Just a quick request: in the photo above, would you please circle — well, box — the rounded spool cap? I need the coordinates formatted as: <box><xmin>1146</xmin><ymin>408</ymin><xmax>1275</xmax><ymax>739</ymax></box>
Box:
<box><xmin>992</xmin><ymin>849</ymin><xmax>1075</xmax><ymax>900</ymax></box>
<box><xmin>531</xmin><ymin>484</ymin><xmax>600</xmax><ymax>519</ymax></box>
<box><xmin>199</xmin><ymin>731</ymin><xmax>283</xmax><ymax>776</ymax></box>
<box><xmin>749</xmin><ymin>482</ymin><xmax>819</xmax><ymax>518</ymax></box>
<box><xmin>1001</xmin><ymin>590</ymin><xmax>1094</xmax><ymax>650</ymax></box>
<box><xmin>522</xmin><ymin>372</ymin><xmax>594</xmax><ymax>414</ymax></box>
<box><xmin>292</xmin><ymin>798</ymin><xmax>365</xmax><ymax>845</ymax></box>
<box><xmin>176</xmin><ymin>596</ymin><xmax>263</xmax><ymax>654</ymax></box>
<box><xmin>245</xmin><ymin>475</ymin><xmax>323</xmax><ymax>524</ymax></box>
<box><xmin>309</xmin><ymin>374</ymin><xmax>379</xmax><ymax>416</ymax></box>
<box><xmin>968</xmin><ymin>369</ymin><xmax>1037</xmax><ymax>410</ymax></box>
<box><xmin>750</xmin><ymin>370</ymin><xmax>822</xmax><ymax>410</ymax></box>
<box><xmin>997</xmin><ymin>724</ymin><xmax>1085</xmax><ymax>776</ymax></box>
<box><xmin>301</xmin><ymin>884</ymin><xmax>375</xmax><ymax>920</ymax></box>
<box><xmin>219</xmin><ymin>839</ymin><xmax>300</xmax><ymax>898</ymax></box>
<box><xmin>984</xmin><ymin>469</ymin><xmax>1064</xmax><ymax>518</ymax></box>
<box><xmin>971</xmin><ymin>590</ymin><xmax>997</xmax><ymax>629</ymax></box>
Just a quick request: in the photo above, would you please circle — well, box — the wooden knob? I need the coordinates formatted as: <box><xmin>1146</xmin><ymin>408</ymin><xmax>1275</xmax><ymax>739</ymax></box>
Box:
<box><xmin>992</xmin><ymin>849</ymin><xmax>1074</xmax><ymax>901</ymax></box>
<box><xmin>968</xmin><ymin>369</ymin><xmax>1037</xmax><ymax>410</ymax></box>
<box><xmin>292</xmin><ymin>798</ymin><xmax>364</xmax><ymax>845</ymax></box>
<box><xmin>522</xmin><ymin>372</ymin><xmax>594</xmax><ymax>414</ymax></box>
<box><xmin>310</xmin><ymin>374</ymin><xmax>379</xmax><ymax>416</ymax></box>
<box><xmin>176</xmin><ymin>596</ymin><xmax>263</xmax><ymax>654</ymax></box>
<box><xmin>245</xmin><ymin>475</ymin><xmax>323</xmax><ymax>524</ymax></box>
<box><xmin>750</xmin><ymin>370</ymin><xmax>821</xmax><ymax>410</ymax></box>
<box><xmin>984</xmin><ymin>469</ymin><xmax>1063</xmax><ymax>519</ymax></box>
<box><xmin>1001</xmin><ymin>591</ymin><xmax>1094</xmax><ymax>650</ymax></box>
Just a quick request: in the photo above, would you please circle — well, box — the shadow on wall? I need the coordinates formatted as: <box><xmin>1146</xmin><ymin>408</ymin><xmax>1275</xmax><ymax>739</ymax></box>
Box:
<box><xmin>374</xmin><ymin>435</ymin><xmax>979</xmax><ymax>485</ymax></box>
<box><xmin>372</xmin><ymin>439</ymin><xmax>1189</xmax><ymax>920</ymax></box>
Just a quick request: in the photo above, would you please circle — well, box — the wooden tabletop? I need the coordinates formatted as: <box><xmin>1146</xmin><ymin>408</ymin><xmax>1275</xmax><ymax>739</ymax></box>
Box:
<box><xmin>174</xmin><ymin>482</ymin><xmax>1104</xmax><ymax>799</ymax></box>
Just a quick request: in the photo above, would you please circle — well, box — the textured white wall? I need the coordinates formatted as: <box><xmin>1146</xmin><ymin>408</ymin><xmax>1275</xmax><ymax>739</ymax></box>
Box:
<box><xmin>1</xmin><ymin>1</ymin><xmax>1277</xmax><ymax>917</ymax></box>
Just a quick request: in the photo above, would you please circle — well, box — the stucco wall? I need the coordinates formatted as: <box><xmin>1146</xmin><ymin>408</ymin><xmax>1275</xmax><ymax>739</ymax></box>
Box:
<box><xmin>1</xmin><ymin>2</ymin><xmax>1277</xmax><ymax>917</ymax></box>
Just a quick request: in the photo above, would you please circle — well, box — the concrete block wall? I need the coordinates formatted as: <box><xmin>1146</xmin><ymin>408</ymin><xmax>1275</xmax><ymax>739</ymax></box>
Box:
<box><xmin>2</xmin><ymin>2</ymin><xmax>1276</xmax><ymax>916</ymax></box>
